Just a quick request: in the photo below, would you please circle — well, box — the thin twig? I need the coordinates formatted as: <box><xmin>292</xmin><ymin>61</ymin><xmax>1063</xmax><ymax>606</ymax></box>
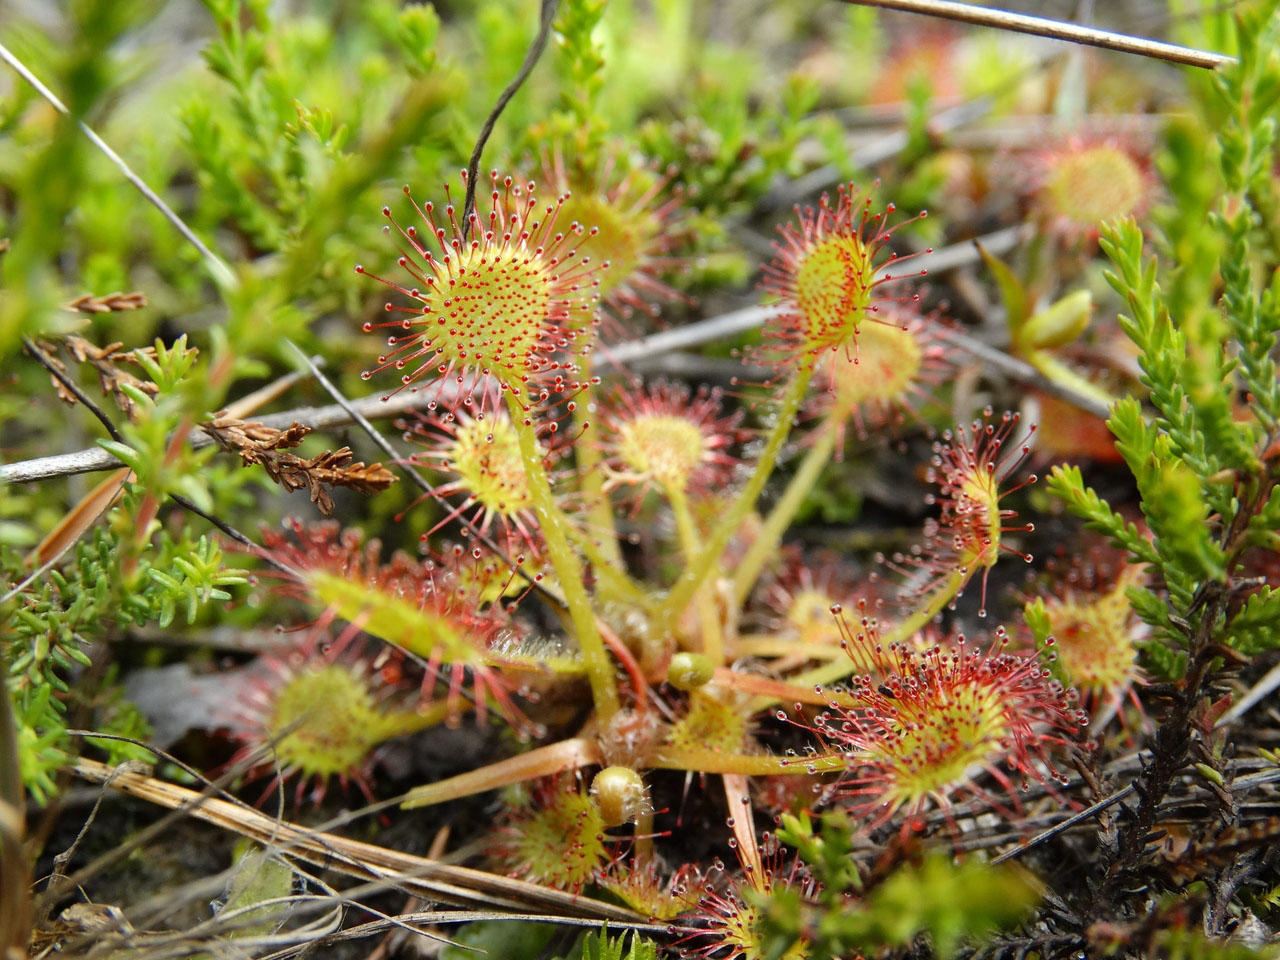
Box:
<box><xmin>0</xmin><ymin>43</ymin><xmax>236</xmax><ymax>289</ymax></box>
<box><xmin>20</xmin><ymin>338</ymin><xmax>304</xmax><ymax>580</ymax></box>
<box><xmin>838</xmin><ymin>0</ymin><xmax>1233</xmax><ymax>70</ymax></box>
<box><xmin>168</xmin><ymin>493</ymin><xmax>303</xmax><ymax>580</ymax></box>
<box><xmin>461</xmin><ymin>0</ymin><xmax>562</xmax><ymax>237</ymax></box>
<box><xmin>3</xmin><ymin>225</ymin><xmax>1097</xmax><ymax>485</ymax></box>
<box><xmin>990</xmin><ymin>784</ymin><xmax>1135</xmax><ymax>864</ymax></box>
<box><xmin>22</xmin><ymin>338</ymin><xmax>126</xmax><ymax>445</ymax></box>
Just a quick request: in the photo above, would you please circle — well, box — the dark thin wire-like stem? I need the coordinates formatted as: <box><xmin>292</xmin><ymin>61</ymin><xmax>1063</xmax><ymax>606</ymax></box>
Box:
<box><xmin>990</xmin><ymin>784</ymin><xmax>1135</xmax><ymax>864</ymax></box>
<box><xmin>22</xmin><ymin>337</ymin><xmax>303</xmax><ymax>581</ymax></box>
<box><xmin>839</xmin><ymin>0</ymin><xmax>1233</xmax><ymax>69</ymax></box>
<box><xmin>22</xmin><ymin>338</ymin><xmax>127</xmax><ymax>446</ymax></box>
<box><xmin>461</xmin><ymin>0</ymin><xmax>562</xmax><ymax>237</ymax></box>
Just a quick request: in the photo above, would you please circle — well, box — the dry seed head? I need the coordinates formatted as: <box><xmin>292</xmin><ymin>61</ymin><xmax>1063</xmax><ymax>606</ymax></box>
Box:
<box><xmin>357</xmin><ymin>170</ymin><xmax>599</xmax><ymax>413</ymax></box>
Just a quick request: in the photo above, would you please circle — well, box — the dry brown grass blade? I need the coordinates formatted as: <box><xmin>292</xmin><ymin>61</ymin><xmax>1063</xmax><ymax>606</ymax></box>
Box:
<box><xmin>721</xmin><ymin>774</ymin><xmax>762</xmax><ymax>888</ymax></box>
<box><xmin>27</xmin><ymin>468</ymin><xmax>131</xmax><ymax>569</ymax></box>
<box><xmin>71</xmin><ymin>758</ymin><xmax>640</xmax><ymax>924</ymax></box>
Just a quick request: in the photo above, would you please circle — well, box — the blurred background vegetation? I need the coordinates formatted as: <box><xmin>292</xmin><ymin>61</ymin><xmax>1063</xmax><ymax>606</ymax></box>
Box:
<box><xmin>2</xmin><ymin>1</ymin><xmax>1278</xmax><ymax>958</ymax></box>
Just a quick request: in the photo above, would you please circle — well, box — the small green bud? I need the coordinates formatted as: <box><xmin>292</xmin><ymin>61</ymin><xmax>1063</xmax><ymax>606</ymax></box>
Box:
<box><xmin>591</xmin><ymin>766</ymin><xmax>647</xmax><ymax>826</ymax></box>
<box><xmin>667</xmin><ymin>652</ymin><xmax>715</xmax><ymax>690</ymax></box>
<box><xmin>1194</xmin><ymin>762</ymin><xmax>1225</xmax><ymax>787</ymax></box>
<box><xmin>1021</xmin><ymin>289</ymin><xmax>1092</xmax><ymax>350</ymax></box>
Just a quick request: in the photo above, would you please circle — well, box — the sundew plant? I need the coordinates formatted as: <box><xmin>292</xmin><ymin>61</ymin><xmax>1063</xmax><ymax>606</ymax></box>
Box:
<box><xmin>2</xmin><ymin>2</ymin><xmax>1280</xmax><ymax>959</ymax></box>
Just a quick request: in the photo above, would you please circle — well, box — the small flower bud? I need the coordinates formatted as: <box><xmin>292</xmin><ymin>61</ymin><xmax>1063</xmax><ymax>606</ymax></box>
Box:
<box><xmin>1020</xmin><ymin>289</ymin><xmax>1092</xmax><ymax>350</ymax></box>
<box><xmin>667</xmin><ymin>652</ymin><xmax>715</xmax><ymax>690</ymax></box>
<box><xmin>591</xmin><ymin>765</ymin><xmax>647</xmax><ymax>826</ymax></box>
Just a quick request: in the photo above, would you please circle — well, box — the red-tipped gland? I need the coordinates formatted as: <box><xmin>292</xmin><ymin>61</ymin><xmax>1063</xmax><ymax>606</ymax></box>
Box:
<box><xmin>1026</xmin><ymin>553</ymin><xmax>1148</xmax><ymax>705</ymax></box>
<box><xmin>761</xmin><ymin>183</ymin><xmax>926</xmax><ymax>377</ymax></box>
<box><xmin>674</xmin><ymin>835</ymin><xmax>816</xmax><ymax>960</ymax></box>
<box><xmin>794</xmin><ymin>618</ymin><xmax>1084</xmax><ymax>827</ymax></box>
<box><xmin>598</xmin><ymin>380</ymin><xmax>749</xmax><ymax>506</ymax></box>
<box><xmin>809</xmin><ymin>303</ymin><xmax>952</xmax><ymax>447</ymax></box>
<box><xmin>357</xmin><ymin>170</ymin><xmax>600</xmax><ymax>410</ymax></box>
